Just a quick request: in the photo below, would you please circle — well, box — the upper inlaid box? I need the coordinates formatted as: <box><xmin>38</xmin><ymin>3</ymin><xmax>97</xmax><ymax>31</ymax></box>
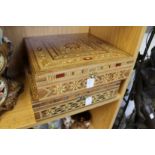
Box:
<box><xmin>25</xmin><ymin>33</ymin><xmax>133</xmax><ymax>78</ymax></box>
<box><xmin>25</xmin><ymin>33</ymin><xmax>134</xmax><ymax>103</ymax></box>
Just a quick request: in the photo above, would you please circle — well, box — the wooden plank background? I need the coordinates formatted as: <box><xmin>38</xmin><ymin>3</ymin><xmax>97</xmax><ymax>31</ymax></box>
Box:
<box><xmin>0</xmin><ymin>26</ymin><xmax>89</xmax><ymax>52</ymax></box>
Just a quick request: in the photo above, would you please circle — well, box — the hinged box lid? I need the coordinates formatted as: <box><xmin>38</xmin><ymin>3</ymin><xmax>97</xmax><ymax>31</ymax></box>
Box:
<box><xmin>25</xmin><ymin>33</ymin><xmax>133</xmax><ymax>74</ymax></box>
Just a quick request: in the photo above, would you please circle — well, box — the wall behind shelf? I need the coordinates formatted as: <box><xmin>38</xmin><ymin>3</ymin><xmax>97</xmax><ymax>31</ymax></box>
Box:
<box><xmin>89</xmin><ymin>26</ymin><xmax>146</xmax><ymax>57</ymax></box>
<box><xmin>1</xmin><ymin>26</ymin><xmax>146</xmax><ymax>58</ymax></box>
<box><xmin>0</xmin><ymin>26</ymin><xmax>89</xmax><ymax>53</ymax></box>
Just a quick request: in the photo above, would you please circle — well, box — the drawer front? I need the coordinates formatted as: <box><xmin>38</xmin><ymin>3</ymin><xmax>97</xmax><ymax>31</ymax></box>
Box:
<box><xmin>34</xmin><ymin>85</ymin><xmax>119</xmax><ymax>121</ymax></box>
<box><xmin>29</xmin><ymin>68</ymin><xmax>130</xmax><ymax>102</ymax></box>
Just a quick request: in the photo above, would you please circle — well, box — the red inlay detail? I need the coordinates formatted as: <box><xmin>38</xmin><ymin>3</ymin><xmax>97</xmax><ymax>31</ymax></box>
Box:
<box><xmin>56</xmin><ymin>73</ymin><xmax>65</xmax><ymax>78</ymax></box>
<box><xmin>116</xmin><ymin>63</ymin><xmax>122</xmax><ymax>67</ymax></box>
<box><xmin>83</xmin><ymin>57</ymin><xmax>93</xmax><ymax>60</ymax></box>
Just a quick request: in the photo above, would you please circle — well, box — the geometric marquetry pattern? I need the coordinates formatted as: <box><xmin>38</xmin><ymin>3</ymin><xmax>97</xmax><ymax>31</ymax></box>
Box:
<box><xmin>34</xmin><ymin>60</ymin><xmax>133</xmax><ymax>85</ymax></box>
<box><xmin>30</xmin><ymin>68</ymin><xmax>130</xmax><ymax>102</ymax></box>
<box><xmin>26</xmin><ymin>34</ymin><xmax>133</xmax><ymax>72</ymax></box>
<box><xmin>34</xmin><ymin>86</ymin><xmax>119</xmax><ymax>121</ymax></box>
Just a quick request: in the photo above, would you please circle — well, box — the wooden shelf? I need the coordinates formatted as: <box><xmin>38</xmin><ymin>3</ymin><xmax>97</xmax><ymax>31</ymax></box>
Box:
<box><xmin>0</xmin><ymin>26</ymin><xmax>146</xmax><ymax>129</ymax></box>
<box><xmin>0</xmin><ymin>81</ymin><xmax>120</xmax><ymax>129</ymax></box>
<box><xmin>0</xmin><ymin>81</ymin><xmax>35</xmax><ymax>129</ymax></box>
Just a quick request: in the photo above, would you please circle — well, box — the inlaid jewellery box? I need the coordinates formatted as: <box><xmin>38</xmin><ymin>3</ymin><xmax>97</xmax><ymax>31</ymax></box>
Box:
<box><xmin>25</xmin><ymin>33</ymin><xmax>133</xmax><ymax>121</ymax></box>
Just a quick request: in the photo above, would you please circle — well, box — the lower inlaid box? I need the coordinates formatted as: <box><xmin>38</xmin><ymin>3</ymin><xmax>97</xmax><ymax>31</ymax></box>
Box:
<box><xmin>33</xmin><ymin>82</ymin><xmax>120</xmax><ymax>121</ymax></box>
